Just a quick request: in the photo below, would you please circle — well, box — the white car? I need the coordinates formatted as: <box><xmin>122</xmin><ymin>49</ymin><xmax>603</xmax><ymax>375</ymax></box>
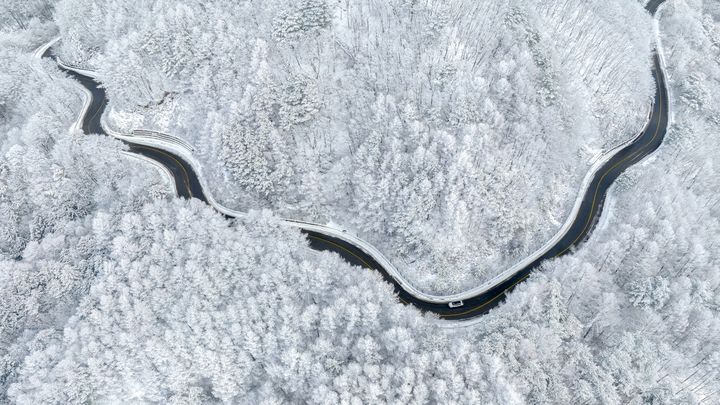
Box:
<box><xmin>448</xmin><ymin>300</ymin><xmax>464</xmax><ymax>308</ymax></box>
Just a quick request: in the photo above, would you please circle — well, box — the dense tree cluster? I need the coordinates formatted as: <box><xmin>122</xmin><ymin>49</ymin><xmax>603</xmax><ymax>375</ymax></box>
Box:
<box><xmin>514</xmin><ymin>1</ymin><xmax>720</xmax><ymax>402</ymax></box>
<box><xmin>0</xmin><ymin>0</ymin><xmax>55</xmax><ymax>31</ymax></box>
<box><xmin>53</xmin><ymin>0</ymin><xmax>654</xmax><ymax>293</ymax></box>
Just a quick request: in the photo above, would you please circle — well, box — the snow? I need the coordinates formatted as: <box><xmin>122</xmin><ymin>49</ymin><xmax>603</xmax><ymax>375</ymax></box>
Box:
<box><xmin>58</xmin><ymin>0</ymin><xmax>655</xmax><ymax>294</ymax></box>
<box><xmin>3</xmin><ymin>1</ymin><xmax>720</xmax><ymax>403</ymax></box>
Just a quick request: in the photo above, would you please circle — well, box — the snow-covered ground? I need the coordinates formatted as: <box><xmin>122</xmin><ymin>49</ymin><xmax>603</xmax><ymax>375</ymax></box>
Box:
<box><xmin>54</xmin><ymin>0</ymin><xmax>655</xmax><ymax>294</ymax></box>
<box><xmin>3</xmin><ymin>1</ymin><xmax>720</xmax><ymax>403</ymax></box>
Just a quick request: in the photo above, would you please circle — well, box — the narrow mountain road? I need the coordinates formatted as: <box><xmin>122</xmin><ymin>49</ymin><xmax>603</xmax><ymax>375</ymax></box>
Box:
<box><xmin>44</xmin><ymin>0</ymin><xmax>669</xmax><ymax>320</ymax></box>
<box><xmin>43</xmin><ymin>49</ymin><xmax>207</xmax><ymax>200</ymax></box>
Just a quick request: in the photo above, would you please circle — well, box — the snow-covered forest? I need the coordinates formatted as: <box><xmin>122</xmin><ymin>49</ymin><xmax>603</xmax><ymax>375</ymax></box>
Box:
<box><xmin>2</xmin><ymin>0</ymin><xmax>720</xmax><ymax>403</ymax></box>
<box><xmin>52</xmin><ymin>0</ymin><xmax>655</xmax><ymax>293</ymax></box>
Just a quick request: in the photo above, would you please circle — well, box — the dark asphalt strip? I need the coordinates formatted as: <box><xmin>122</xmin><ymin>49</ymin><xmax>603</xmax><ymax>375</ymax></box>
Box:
<box><xmin>44</xmin><ymin>0</ymin><xmax>668</xmax><ymax>319</ymax></box>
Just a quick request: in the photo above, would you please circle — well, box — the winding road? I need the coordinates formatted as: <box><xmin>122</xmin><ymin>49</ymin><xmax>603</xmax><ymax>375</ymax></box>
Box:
<box><xmin>42</xmin><ymin>1</ymin><xmax>669</xmax><ymax>320</ymax></box>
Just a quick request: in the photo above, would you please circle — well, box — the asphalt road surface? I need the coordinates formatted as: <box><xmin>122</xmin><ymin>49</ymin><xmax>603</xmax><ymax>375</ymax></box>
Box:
<box><xmin>45</xmin><ymin>0</ymin><xmax>668</xmax><ymax>320</ymax></box>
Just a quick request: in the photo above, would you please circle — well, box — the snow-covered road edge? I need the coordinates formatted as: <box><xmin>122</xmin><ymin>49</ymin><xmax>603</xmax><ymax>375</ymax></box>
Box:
<box><xmin>98</xmin><ymin>115</ymin><xmax>428</xmax><ymax>296</ymax></box>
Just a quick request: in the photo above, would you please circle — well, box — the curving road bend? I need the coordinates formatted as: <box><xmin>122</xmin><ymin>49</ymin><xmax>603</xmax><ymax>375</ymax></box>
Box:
<box><xmin>43</xmin><ymin>47</ymin><xmax>207</xmax><ymax>201</ymax></box>
<box><xmin>311</xmin><ymin>50</ymin><xmax>667</xmax><ymax>319</ymax></box>
<box><xmin>43</xmin><ymin>1</ymin><xmax>668</xmax><ymax>320</ymax></box>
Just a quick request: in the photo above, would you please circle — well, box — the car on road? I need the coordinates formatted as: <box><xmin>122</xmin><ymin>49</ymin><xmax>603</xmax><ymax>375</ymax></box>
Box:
<box><xmin>448</xmin><ymin>300</ymin><xmax>464</xmax><ymax>308</ymax></box>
